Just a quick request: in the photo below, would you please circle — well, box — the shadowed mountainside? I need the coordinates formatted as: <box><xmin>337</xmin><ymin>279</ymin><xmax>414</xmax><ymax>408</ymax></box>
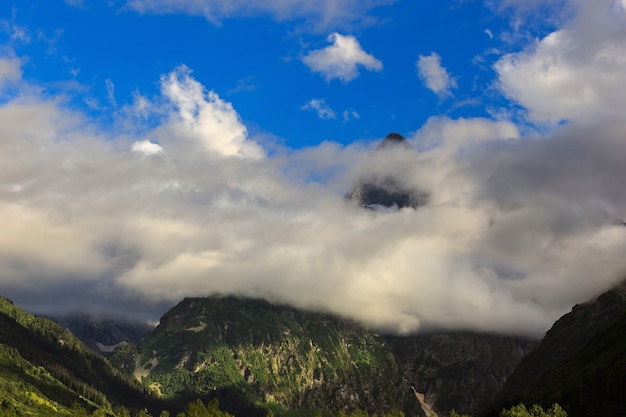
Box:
<box><xmin>386</xmin><ymin>332</ymin><xmax>535</xmax><ymax>416</ymax></box>
<box><xmin>486</xmin><ymin>281</ymin><xmax>626</xmax><ymax>417</ymax></box>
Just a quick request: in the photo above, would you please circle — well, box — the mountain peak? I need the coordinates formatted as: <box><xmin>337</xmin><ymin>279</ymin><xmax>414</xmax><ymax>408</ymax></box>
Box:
<box><xmin>345</xmin><ymin>131</ymin><xmax>427</xmax><ymax>209</ymax></box>
<box><xmin>376</xmin><ymin>132</ymin><xmax>412</xmax><ymax>150</ymax></box>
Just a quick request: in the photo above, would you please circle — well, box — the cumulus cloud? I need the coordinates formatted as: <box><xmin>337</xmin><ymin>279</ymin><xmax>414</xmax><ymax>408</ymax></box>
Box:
<box><xmin>302</xmin><ymin>33</ymin><xmax>383</xmax><ymax>82</ymax></box>
<box><xmin>123</xmin><ymin>0</ymin><xmax>395</xmax><ymax>31</ymax></box>
<box><xmin>494</xmin><ymin>0</ymin><xmax>626</xmax><ymax>123</ymax></box>
<box><xmin>416</xmin><ymin>52</ymin><xmax>457</xmax><ymax>98</ymax></box>
<box><xmin>155</xmin><ymin>65</ymin><xmax>265</xmax><ymax>159</ymax></box>
<box><xmin>1</xmin><ymin>60</ymin><xmax>626</xmax><ymax>337</ymax></box>
<box><xmin>301</xmin><ymin>98</ymin><xmax>336</xmax><ymax>120</ymax></box>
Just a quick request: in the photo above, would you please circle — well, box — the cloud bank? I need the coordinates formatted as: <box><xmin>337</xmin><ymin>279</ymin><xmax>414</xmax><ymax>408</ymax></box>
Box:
<box><xmin>495</xmin><ymin>0</ymin><xmax>626</xmax><ymax>123</ymax></box>
<box><xmin>1</xmin><ymin>45</ymin><xmax>626</xmax><ymax>337</ymax></box>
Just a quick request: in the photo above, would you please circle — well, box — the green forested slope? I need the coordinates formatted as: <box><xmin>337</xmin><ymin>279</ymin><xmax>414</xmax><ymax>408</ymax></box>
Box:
<box><xmin>0</xmin><ymin>296</ymin><xmax>153</xmax><ymax>415</ymax></box>
<box><xmin>112</xmin><ymin>296</ymin><xmax>423</xmax><ymax>417</ymax></box>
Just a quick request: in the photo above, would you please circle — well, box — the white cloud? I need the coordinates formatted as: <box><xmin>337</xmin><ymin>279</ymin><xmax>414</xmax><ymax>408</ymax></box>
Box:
<box><xmin>302</xmin><ymin>33</ymin><xmax>383</xmax><ymax>82</ymax></box>
<box><xmin>155</xmin><ymin>65</ymin><xmax>265</xmax><ymax>159</ymax></box>
<box><xmin>416</xmin><ymin>52</ymin><xmax>457</xmax><ymax>98</ymax></box>
<box><xmin>413</xmin><ymin>116</ymin><xmax>520</xmax><ymax>152</ymax></box>
<box><xmin>2</xmin><ymin>63</ymin><xmax>626</xmax><ymax>337</ymax></box>
<box><xmin>301</xmin><ymin>98</ymin><xmax>336</xmax><ymax>120</ymax></box>
<box><xmin>494</xmin><ymin>0</ymin><xmax>626</xmax><ymax>123</ymax></box>
<box><xmin>132</xmin><ymin>139</ymin><xmax>163</xmax><ymax>156</ymax></box>
<box><xmin>123</xmin><ymin>0</ymin><xmax>395</xmax><ymax>31</ymax></box>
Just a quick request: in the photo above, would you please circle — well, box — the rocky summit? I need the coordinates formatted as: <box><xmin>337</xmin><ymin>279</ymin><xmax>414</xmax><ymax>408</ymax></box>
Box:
<box><xmin>345</xmin><ymin>132</ymin><xmax>428</xmax><ymax>209</ymax></box>
<box><xmin>376</xmin><ymin>132</ymin><xmax>414</xmax><ymax>150</ymax></box>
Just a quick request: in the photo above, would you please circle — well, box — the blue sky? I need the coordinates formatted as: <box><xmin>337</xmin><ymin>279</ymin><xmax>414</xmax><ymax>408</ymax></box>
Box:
<box><xmin>3</xmin><ymin>0</ymin><xmax>538</xmax><ymax>147</ymax></box>
<box><xmin>1</xmin><ymin>0</ymin><xmax>626</xmax><ymax>335</ymax></box>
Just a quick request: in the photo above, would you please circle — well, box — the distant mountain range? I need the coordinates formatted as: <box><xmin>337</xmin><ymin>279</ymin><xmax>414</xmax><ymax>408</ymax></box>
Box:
<box><xmin>49</xmin><ymin>313</ymin><xmax>154</xmax><ymax>357</ymax></box>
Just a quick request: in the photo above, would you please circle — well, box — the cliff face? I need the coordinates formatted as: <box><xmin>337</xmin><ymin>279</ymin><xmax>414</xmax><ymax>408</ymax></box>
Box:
<box><xmin>386</xmin><ymin>332</ymin><xmax>534</xmax><ymax>416</ymax></box>
<box><xmin>113</xmin><ymin>296</ymin><xmax>424</xmax><ymax>417</ymax></box>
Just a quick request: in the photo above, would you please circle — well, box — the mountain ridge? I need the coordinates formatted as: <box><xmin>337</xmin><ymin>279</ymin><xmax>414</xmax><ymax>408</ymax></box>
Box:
<box><xmin>112</xmin><ymin>295</ymin><xmax>425</xmax><ymax>417</ymax></box>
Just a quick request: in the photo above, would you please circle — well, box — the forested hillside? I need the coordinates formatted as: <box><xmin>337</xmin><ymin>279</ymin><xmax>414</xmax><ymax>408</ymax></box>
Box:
<box><xmin>0</xmin><ymin>296</ymin><xmax>155</xmax><ymax>415</ymax></box>
<box><xmin>112</xmin><ymin>296</ymin><xmax>423</xmax><ymax>417</ymax></box>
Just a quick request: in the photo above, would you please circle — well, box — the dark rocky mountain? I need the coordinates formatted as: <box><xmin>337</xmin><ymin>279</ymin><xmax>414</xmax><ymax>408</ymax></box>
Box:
<box><xmin>345</xmin><ymin>132</ymin><xmax>428</xmax><ymax>209</ymax></box>
<box><xmin>111</xmin><ymin>296</ymin><xmax>425</xmax><ymax>417</ymax></box>
<box><xmin>50</xmin><ymin>313</ymin><xmax>155</xmax><ymax>356</ymax></box>
<box><xmin>487</xmin><ymin>281</ymin><xmax>626</xmax><ymax>417</ymax></box>
<box><xmin>386</xmin><ymin>332</ymin><xmax>535</xmax><ymax>417</ymax></box>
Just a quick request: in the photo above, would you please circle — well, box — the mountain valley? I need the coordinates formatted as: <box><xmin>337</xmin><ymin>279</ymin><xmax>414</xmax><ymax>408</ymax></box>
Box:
<box><xmin>2</xmin><ymin>281</ymin><xmax>626</xmax><ymax>416</ymax></box>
